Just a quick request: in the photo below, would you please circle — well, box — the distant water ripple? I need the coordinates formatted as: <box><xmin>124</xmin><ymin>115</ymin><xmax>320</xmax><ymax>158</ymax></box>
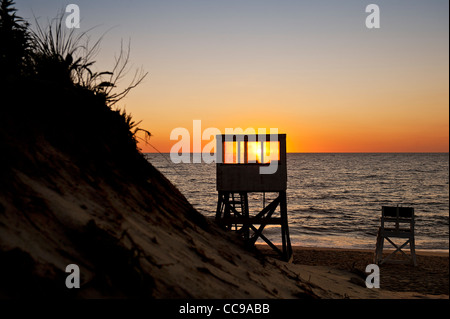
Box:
<box><xmin>146</xmin><ymin>153</ymin><xmax>449</xmax><ymax>252</ymax></box>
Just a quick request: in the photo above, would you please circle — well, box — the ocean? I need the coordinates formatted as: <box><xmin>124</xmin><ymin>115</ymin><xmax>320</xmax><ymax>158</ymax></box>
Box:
<box><xmin>145</xmin><ymin>153</ymin><xmax>449</xmax><ymax>252</ymax></box>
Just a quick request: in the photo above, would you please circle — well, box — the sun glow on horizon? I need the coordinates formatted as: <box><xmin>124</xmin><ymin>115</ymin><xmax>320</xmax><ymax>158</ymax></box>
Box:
<box><xmin>25</xmin><ymin>0</ymin><xmax>446</xmax><ymax>154</ymax></box>
<box><xmin>223</xmin><ymin>141</ymin><xmax>280</xmax><ymax>164</ymax></box>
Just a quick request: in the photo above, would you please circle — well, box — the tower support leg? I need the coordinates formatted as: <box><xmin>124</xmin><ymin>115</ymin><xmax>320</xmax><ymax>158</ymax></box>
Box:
<box><xmin>216</xmin><ymin>191</ymin><xmax>293</xmax><ymax>262</ymax></box>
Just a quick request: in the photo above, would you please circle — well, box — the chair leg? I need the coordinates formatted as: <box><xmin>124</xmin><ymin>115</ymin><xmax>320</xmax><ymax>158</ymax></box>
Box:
<box><xmin>410</xmin><ymin>237</ymin><xmax>418</xmax><ymax>267</ymax></box>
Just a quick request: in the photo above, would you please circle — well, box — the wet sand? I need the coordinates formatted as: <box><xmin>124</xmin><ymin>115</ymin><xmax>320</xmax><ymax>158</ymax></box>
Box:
<box><xmin>257</xmin><ymin>245</ymin><xmax>449</xmax><ymax>296</ymax></box>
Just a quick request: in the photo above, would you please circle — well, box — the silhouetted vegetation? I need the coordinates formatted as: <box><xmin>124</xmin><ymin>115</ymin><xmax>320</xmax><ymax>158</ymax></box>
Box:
<box><xmin>30</xmin><ymin>13</ymin><xmax>148</xmax><ymax>107</ymax></box>
<box><xmin>0</xmin><ymin>1</ymin><xmax>151</xmax><ymax>159</ymax></box>
<box><xmin>0</xmin><ymin>0</ymin><xmax>31</xmax><ymax>77</ymax></box>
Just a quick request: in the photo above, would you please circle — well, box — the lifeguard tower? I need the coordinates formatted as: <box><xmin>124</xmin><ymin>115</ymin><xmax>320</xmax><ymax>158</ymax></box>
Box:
<box><xmin>215</xmin><ymin>134</ymin><xmax>292</xmax><ymax>261</ymax></box>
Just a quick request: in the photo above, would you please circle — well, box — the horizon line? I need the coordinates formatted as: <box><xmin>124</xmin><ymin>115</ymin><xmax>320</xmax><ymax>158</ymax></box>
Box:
<box><xmin>142</xmin><ymin>151</ymin><xmax>450</xmax><ymax>154</ymax></box>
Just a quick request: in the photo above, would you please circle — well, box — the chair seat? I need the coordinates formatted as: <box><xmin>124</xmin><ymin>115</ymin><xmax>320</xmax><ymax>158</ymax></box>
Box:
<box><xmin>380</xmin><ymin>228</ymin><xmax>413</xmax><ymax>238</ymax></box>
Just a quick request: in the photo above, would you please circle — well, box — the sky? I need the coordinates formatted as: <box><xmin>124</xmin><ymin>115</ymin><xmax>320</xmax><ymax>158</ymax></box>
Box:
<box><xmin>15</xmin><ymin>0</ymin><xmax>449</xmax><ymax>153</ymax></box>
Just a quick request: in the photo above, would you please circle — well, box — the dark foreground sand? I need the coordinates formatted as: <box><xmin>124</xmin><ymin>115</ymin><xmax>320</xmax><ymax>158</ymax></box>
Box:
<box><xmin>257</xmin><ymin>245</ymin><xmax>449</xmax><ymax>296</ymax></box>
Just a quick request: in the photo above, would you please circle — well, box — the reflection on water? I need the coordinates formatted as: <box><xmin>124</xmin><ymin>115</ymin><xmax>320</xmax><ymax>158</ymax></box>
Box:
<box><xmin>146</xmin><ymin>153</ymin><xmax>449</xmax><ymax>251</ymax></box>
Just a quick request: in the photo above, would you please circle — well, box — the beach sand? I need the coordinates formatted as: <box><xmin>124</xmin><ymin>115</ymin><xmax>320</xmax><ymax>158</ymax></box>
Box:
<box><xmin>257</xmin><ymin>244</ymin><xmax>449</xmax><ymax>298</ymax></box>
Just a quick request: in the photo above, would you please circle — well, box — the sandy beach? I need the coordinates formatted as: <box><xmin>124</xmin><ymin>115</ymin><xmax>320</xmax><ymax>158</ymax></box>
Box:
<box><xmin>257</xmin><ymin>244</ymin><xmax>449</xmax><ymax>297</ymax></box>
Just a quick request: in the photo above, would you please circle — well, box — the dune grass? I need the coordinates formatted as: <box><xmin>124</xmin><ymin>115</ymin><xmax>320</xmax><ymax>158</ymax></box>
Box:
<box><xmin>1</xmin><ymin>1</ymin><xmax>150</xmax><ymax>153</ymax></box>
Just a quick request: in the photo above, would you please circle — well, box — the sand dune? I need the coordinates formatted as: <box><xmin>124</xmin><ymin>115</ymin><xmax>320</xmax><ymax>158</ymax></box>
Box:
<box><xmin>1</xmin><ymin>80</ymin><xmax>447</xmax><ymax>300</ymax></box>
<box><xmin>1</xmin><ymin>139</ymin><xmax>446</xmax><ymax>299</ymax></box>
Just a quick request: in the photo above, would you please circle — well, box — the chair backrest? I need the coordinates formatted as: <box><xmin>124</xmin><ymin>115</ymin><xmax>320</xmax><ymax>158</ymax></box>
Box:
<box><xmin>381</xmin><ymin>206</ymin><xmax>414</xmax><ymax>231</ymax></box>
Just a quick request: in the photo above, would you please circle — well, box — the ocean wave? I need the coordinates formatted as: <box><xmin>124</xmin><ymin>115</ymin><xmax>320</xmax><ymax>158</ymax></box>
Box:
<box><xmin>364</xmin><ymin>174</ymin><xmax>379</xmax><ymax>179</ymax></box>
<box><xmin>150</xmin><ymin>153</ymin><xmax>448</xmax><ymax>251</ymax></box>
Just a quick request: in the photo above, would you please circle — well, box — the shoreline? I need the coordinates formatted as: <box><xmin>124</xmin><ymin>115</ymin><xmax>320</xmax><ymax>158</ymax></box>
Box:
<box><xmin>256</xmin><ymin>244</ymin><xmax>449</xmax><ymax>297</ymax></box>
<box><xmin>274</xmin><ymin>245</ymin><xmax>449</xmax><ymax>257</ymax></box>
<box><xmin>255</xmin><ymin>243</ymin><xmax>449</xmax><ymax>257</ymax></box>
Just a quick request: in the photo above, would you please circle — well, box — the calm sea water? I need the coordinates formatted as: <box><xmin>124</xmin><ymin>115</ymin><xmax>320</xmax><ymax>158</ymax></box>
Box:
<box><xmin>145</xmin><ymin>153</ymin><xmax>449</xmax><ymax>252</ymax></box>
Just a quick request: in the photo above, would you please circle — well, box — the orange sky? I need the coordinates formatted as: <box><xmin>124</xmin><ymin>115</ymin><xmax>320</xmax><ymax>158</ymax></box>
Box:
<box><xmin>18</xmin><ymin>1</ymin><xmax>449</xmax><ymax>153</ymax></box>
<box><xmin>131</xmin><ymin>57</ymin><xmax>449</xmax><ymax>153</ymax></box>
<box><xmin>124</xmin><ymin>1</ymin><xmax>448</xmax><ymax>153</ymax></box>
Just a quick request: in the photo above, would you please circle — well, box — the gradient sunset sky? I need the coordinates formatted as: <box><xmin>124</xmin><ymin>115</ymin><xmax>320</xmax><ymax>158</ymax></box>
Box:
<box><xmin>16</xmin><ymin>0</ymin><xmax>449</xmax><ymax>152</ymax></box>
